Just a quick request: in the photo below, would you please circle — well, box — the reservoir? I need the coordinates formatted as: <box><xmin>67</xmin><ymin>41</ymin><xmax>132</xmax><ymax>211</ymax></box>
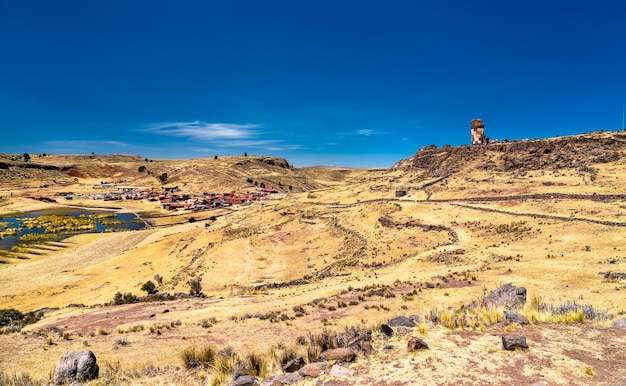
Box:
<box><xmin>0</xmin><ymin>208</ymin><xmax>145</xmax><ymax>252</ymax></box>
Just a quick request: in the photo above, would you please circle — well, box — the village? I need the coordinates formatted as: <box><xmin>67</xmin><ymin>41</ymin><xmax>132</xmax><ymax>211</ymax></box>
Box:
<box><xmin>44</xmin><ymin>183</ymin><xmax>281</xmax><ymax>212</ymax></box>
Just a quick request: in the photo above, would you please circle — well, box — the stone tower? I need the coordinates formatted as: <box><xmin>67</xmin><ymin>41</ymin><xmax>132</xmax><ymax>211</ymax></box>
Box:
<box><xmin>470</xmin><ymin>119</ymin><xmax>487</xmax><ymax>145</ymax></box>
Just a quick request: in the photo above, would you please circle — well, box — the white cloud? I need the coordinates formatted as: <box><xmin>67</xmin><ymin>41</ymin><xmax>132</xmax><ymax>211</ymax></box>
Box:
<box><xmin>103</xmin><ymin>140</ymin><xmax>133</xmax><ymax>147</ymax></box>
<box><xmin>144</xmin><ymin>121</ymin><xmax>263</xmax><ymax>141</ymax></box>
<box><xmin>44</xmin><ymin>140</ymin><xmax>134</xmax><ymax>147</ymax></box>
<box><xmin>356</xmin><ymin>129</ymin><xmax>379</xmax><ymax>137</ymax></box>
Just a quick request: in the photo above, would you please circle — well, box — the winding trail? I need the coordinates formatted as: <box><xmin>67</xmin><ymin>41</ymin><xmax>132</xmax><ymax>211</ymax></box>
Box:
<box><xmin>449</xmin><ymin>203</ymin><xmax>626</xmax><ymax>227</ymax></box>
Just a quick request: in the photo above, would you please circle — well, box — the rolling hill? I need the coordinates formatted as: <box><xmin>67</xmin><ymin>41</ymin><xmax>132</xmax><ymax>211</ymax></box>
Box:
<box><xmin>1</xmin><ymin>131</ymin><xmax>625</xmax><ymax>385</ymax></box>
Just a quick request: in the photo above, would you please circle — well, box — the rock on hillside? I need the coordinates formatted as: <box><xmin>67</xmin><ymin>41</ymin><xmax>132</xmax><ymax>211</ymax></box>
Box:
<box><xmin>393</xmin><ymin>130</ymin><xmax>626</xmax><ymax>177</ymax></box>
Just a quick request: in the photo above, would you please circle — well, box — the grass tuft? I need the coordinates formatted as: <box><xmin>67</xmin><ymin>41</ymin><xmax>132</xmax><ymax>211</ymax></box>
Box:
<box><xmin>179</xmin><ymin>343</ymin><xmax>216</xmax><ymax>369</ymax></box>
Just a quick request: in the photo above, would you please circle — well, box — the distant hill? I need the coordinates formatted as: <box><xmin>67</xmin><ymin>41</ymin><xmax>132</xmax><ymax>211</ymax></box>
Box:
<box><xmin>0</xmin><ymin>154</ymin><xmax>331</xmax><ymax>194</ymax></box>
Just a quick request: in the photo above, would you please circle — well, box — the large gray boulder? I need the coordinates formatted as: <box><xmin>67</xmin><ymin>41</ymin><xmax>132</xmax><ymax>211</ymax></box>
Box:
<box><xmin>484</xmin><ymin>282</ymin><xmax>527</xmax><ymax>309</ymax></box>
<box><xmin>53</xmin><ymin>350</ymin><xmax>99</xmax><ymax>385</ymax></box>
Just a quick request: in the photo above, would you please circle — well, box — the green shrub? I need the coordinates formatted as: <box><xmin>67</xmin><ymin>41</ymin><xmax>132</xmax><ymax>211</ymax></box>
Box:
<box><xmin>0</xmin><ymin>309</ymin><xmax>24</xmax><ymax>327</ymax></box>
<box><xmin>187</xmin><ymin>276</ymin><xmax>203</xmax><ymax>297</ymax></box>
<box><xmin>140</xmin><ymin>281</ymin><xmax>157</xmax><ymax>294</ymax></box>
<box><xmin>113</xmin><ymin>292</ymin><xmax>138</xmax><ymax>305</ymax></box>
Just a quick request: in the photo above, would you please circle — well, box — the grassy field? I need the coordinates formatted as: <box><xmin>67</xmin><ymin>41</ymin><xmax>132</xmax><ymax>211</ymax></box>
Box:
<box><xmin>0</xmin><ymin>133</ymin><xmax>625</xmax><ymax>385</ymax></box>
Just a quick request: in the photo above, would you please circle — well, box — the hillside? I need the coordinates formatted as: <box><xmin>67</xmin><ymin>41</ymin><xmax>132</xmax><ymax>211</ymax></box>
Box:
<box><xmin>1</xmin><ymin>131</ymin><xmax>626</xmax><ymax>385</ymax></box>
<box><xmin>0</xmin><ymin>154</ymin><xmax>330</xmax><ymax>196</ymax></box>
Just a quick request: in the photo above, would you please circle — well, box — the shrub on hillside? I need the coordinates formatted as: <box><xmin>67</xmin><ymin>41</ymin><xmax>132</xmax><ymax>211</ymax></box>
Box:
<box><xmin>187</xmin><ymin>276</ymin><xmax>203</xmax><ymax>297</ymax></box>
<box><xmin>140</xmin><ymin>281</ymin><xmax>157</xmax><ymax>294</ymax></box>
<box><xmin>113</xmin><ymin>292</ymin><xmax>138</xmax><ymax>305</ymax></box>
<box><xmin>0</xmin><ymin>309</ymin><xmax>24</xmax><ymax>327</ymax></box>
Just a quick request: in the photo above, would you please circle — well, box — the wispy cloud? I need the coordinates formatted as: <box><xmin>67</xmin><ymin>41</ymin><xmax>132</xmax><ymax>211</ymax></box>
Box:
<box><xmin>144</xmin><ymin>121</ymin><xmax>304</xmax><ymax>152</ymax></box>
<box><xmin>356</xmin><ymin>129</ymin><xmax>378</xmax><ymax>137</ymax></box>
<box><xmin>103</xmin><ymin>140</ymin><xmax>133</xmax><ymax>147</ymax></box>
<box><xmin>44</xmin><ymin>140</ymin><xmax>134</xmax><ymax>148</ymax></box>
<box><xmin>144</xmin><ymin>121</ymin><xmax>263</xmax><ymax>141</ymax></box>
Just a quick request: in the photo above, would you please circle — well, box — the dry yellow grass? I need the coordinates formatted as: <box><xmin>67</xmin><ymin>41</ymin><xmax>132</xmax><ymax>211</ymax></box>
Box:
<box><xmin>1</xmin><ymin>133</ymin><xmax>626</xmax><ymax>384</ymax></box>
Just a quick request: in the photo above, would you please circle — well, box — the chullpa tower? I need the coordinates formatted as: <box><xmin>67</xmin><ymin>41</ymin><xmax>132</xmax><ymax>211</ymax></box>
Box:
<box><xmin>470</xmin><ymin>118</ymin><xmax>487</xmax><ymax>145</ymax></box>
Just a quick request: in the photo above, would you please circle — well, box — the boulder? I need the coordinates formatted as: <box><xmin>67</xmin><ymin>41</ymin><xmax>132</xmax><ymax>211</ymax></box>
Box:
<box><xmin>329</xmin><ymin>364</ymin><xmax>350</xmax><ymax>378</ymax></box>
<box><xmin>298</xmin><ymin>362</ymin><xmax>327</xmax><ymax>378</ymax></box>
<box><xmin>380</xmin><ymin>324</ymin><xmax>394</xmax><ymax>337</ymax></box>
<box><xmin>484</xmin><ymin>282</ymin><xmax>527</xmax><ymax>309</ymax></box>
<box><xmin>387</xmin><ymin>316</ymin><xmax>416</xmax><ymax>328</ymax></box>
<box><xmin>53</xmin><ymin>350</ymin><xmax>99</xmax><ymax>385</ymax></box>
<box><xmin>612</xmin><ymin>318</ymin><xmax>626</xmax><ymax>328</ymax></box>
<box><xmin>282</xmin><ymin>356</ymin><xmax>305</xmax><ymax>373</ymax></box>
<box><xmin>504</xmin><ymin>310</ymin><xmax>530</xmax><ymax>325</ymax></box>
<box><xmin>502</xmin><ymin>335</ymin><xmax>528</xmax><ymax>350</ymax></box>
<box><xmin>319</xmin><ymin>347</ymin><xmax>356</xmax><ymax>362</ymax></box>
<box><xmin>407</xmin><ymin>337</ymin><xmax>429</xmax><ymax>352</ymax></box>
<box><xmin>233</xmin><ymin>375</ymin><xmax>259</xmax><ymax>386</ymax></box>
<box><xmin>260</xmin><ymin>372</ymin><xmax>300</xmax><ymax>386</ymax></box>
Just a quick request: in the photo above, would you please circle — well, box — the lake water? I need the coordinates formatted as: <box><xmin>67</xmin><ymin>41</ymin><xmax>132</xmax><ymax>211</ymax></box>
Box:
<box><xmin>0</xmin><ymin>208</ymin><xmax>145</xmax><ymax>251</ymax></box>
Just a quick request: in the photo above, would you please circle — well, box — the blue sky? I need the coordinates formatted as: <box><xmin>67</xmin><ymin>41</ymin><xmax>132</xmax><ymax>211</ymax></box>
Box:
<box><xmin>1</xmin><ymin>1</ymin><xmax>625</xmax><ymax>167</ymax></box>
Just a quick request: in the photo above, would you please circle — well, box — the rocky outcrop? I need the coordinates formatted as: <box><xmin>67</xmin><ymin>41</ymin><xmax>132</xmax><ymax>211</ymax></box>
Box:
<box><xmin>53</xmin><ymin>350</ymin><xmax>99</xmax><ymax>385</ymax></box>
<box><xmin>484</xmin><ymin>282</ymin><xmax>527</xmax><ymax>309</ymax></box>
<box><xmin>393</xmin><ymin>132</ymin><xmax>624</xmax><ymax>176</ymax></box>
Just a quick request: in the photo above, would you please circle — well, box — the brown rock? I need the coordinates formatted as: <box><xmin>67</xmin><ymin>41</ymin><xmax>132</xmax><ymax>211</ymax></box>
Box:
<box><xmin>502</xmin><ymin>335</ymin><xmax>528</xmax><ymax>350</ymax></box>
<box><xmin>320</xmin><ymin>348</ymin><xmax>356</xmax><ymax>362</ymax></box>
<box><xmin>282</xmin><ymin>356</ymin><xmax>305</xmax><ymax>373</ymax></box>
<box><xmin>407</xmin><ymin>337</ymin><xmax>429</xmax><ymax>352</ymax></box>
<box><xmin>298</xmin><ymin>362</ymin><xmax>327</xmax><ymax>378</ymax></box>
